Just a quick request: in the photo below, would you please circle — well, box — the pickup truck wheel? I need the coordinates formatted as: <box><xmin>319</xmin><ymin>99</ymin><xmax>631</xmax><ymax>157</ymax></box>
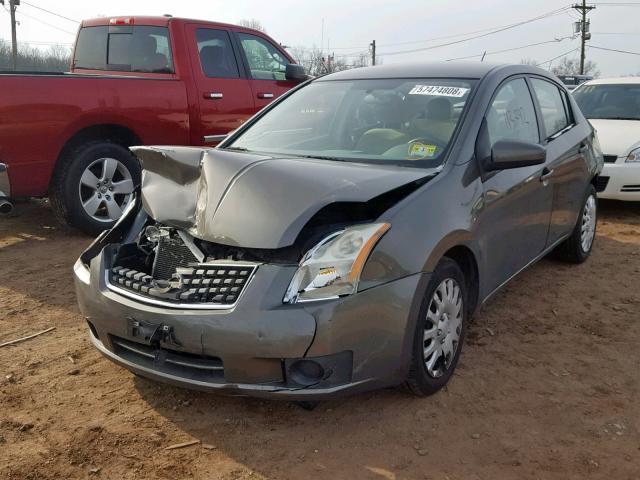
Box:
<box><xmin>405</xmin><ymin>257</ymin><xmax>468</xmax><ymax>396</ymax></box>
<box><xmin>50</xmin><ymin>142</ymin><xmax>140</xmax><ymax>235</ymax></box>
<box><xmin>554</xmin><ymin>185</ymin><xmax>597</xmax><ymax>263</ymax></box>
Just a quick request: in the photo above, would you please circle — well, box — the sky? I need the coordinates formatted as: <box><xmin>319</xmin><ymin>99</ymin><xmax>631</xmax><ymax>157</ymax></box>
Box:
<box><xmin>1</xmin><ymin>0</ymin><xmax>639</xmax><ymax>76</ymax></box>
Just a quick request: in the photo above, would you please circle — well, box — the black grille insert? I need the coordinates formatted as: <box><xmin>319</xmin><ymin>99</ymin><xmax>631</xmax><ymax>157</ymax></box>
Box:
<box><xmin>111</xmin><ymin>335</ymin><xmax>224</xmax><ymax>382</ymax></box>
<box><xmin>595</xmin><ymin>176</ymin><xmax>610</xmax><ymax>192</ymax></box>
<box><xmin>603</xmin><ymin>155</ymin><xmax>618</xmax><ymax>163</ymax></box>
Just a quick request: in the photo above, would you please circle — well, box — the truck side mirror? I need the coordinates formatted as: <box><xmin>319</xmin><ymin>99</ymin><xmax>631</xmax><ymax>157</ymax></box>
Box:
<box><xmin>285</xmin><ymin>63</ymin><xmax>308</xmax><ymax>82</ymax></box>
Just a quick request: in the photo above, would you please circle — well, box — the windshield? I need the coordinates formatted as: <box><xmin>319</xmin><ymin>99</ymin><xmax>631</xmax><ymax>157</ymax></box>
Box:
<box><xmin>573</xmin><ymin>84</ymin><xmax>640</xmax><ymax>120</ymax></box>
<box><xmin>227</xmin><ymin>78</ymin><xmax>476</xmax><ymax>166</ymax></box>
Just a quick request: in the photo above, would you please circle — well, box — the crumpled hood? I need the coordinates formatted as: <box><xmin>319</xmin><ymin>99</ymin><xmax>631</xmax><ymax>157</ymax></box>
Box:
<box><xmin>131</xmin><ymin>146</ymin><xmax>433</xmax><ymax>249</ymax></box>
<box><xmin>589</xmin><ymin>119</ymin><xmax>640</xmax><ymax>157</ymax></box>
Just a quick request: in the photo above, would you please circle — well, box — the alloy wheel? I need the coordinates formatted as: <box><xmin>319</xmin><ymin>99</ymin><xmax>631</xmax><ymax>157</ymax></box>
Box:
<box><xmin>78</xmin><ymin>157</ymin><xmax>134</xmax><ymax>222</ymax></box>
<box><xmin>580</xmin><ymin>194</ymin><xmax>597</xmax><ymax>253</ymax></box>
<box><xmin>423</xmin><ymin>278</ymin><xmax>463</xmax><ymax>378</ymax></box>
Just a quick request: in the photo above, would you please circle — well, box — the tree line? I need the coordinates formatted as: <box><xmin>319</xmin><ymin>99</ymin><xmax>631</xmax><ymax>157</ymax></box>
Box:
<box><xmin>0</xmin><ymin>40</ymin><xmax>71</xmax><ymax>72</ymax></box>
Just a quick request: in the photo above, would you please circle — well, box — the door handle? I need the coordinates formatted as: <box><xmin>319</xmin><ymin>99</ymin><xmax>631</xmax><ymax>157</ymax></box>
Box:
<box><xmin>257</xmin><ymin>92</ymin><xmax>274</xmax><ymax>99</ymax></box>
<box><xmin>540</xmin><ymin>168</ymin><xmax>554</xmax><ymax>183</ymax></box>
<box><xmin>204</xmin><ymin>92</ymin><xmax>223</xmax><ymax>99</ymax></box>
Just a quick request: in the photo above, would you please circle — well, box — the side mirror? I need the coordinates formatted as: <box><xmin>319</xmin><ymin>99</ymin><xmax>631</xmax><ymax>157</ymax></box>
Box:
<box><xmin>486</xmin><ymin>139</ymin><xmax>546</xmax><ymax>171</ymax></box>
<box><xmin>285</xmin><ymin>63</ymin><xmax>308</xmax><ymax>82</ymax></box>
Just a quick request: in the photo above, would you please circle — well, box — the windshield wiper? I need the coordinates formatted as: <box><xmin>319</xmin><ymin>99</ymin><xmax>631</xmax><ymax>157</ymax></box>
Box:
<box><xmin>222</xmin><ymin>146</ymin><xmax>250</xmax><ymax>152</ymax></box>
<box><xmin>298</xmin><ymin>154</ymin><xmax>347</xmax><ymax>162</ymax></box>
<box><xmin>590</xmin><ymin>116</ymin><xmax>640</xmax><ymax>121</ymax></box>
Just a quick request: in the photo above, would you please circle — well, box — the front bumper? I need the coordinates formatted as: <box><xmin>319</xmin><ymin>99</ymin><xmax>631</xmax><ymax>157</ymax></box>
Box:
<box><xmin>0</xmin><ymin>163</ymin><xmax>10</xmax><ymax>198</ymax></box>
<box><xmin>75</xmin><ymin>250</ymin><xmax>426</xmax><ymax>400</ymax></box>
<box><xmin>597</xmin><ymin>162</ymin><xmax>640</xmax><ymax>201</ymax></box>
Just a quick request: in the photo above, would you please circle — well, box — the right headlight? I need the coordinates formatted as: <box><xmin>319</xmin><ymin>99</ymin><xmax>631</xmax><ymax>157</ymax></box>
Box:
<box><xmin>283</xmin><ymin>222</ymin><xmax>390</xmax><ymax>304</ymax></box>
<box><xmin>625</xmin><ymin>146</ymin><xmax>640</xmax><ymax>163</ymax></box>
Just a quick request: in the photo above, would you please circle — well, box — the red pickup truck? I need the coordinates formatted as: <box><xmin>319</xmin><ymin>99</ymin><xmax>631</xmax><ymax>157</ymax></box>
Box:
<box><xmin>0</xmin><ymin>15</ymin><xmax>305</xmax><ymax>233</ymax></box>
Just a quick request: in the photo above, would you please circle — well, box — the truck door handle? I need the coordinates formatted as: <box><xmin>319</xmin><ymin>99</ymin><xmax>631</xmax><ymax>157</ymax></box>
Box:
<box><xmin>204</xmin><ymin>92</ymin><xmax>223</xmax><ymax>99</ymax></box>
<box><xmin>257</xmin><ymin>92</ymin><xmax>274</xmax><ymax>99</ymax></box>
<box><xmin>540</xmin><ymin>168</ymin><xmax>554</xmax><ymax>183</ymax></box>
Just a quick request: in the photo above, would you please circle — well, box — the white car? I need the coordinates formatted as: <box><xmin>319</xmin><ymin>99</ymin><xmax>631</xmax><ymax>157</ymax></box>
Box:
<box><xmin>573</xmin><ymin>77</ymin><xmax>640</xmax><ymax>201</ymax></box>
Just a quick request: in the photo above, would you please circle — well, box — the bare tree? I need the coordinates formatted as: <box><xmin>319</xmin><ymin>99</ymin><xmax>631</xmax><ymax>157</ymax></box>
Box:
<box><xmin>289</xmin><ymin>46</ymin><xmax>373</xmax><ymax>76</ymax></box>
<box><xmin>551</xmin><ymin>57</ymin><xmax>600</xmax><ymax>77</ymax></box>
<box><xmin>237</xmin><ymin>19</ymin><xmax>266</xmax><ymax>33</ymax></box>
<box><xmin>0</xmin><ymin>40</ymin><xmax>71</xmax><ymax>72</ymax></box>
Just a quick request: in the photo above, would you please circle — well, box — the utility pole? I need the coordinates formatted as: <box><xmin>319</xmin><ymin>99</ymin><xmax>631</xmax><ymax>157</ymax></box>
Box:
<box><xmin>573</xmin><ymin>0</ymin><xmax>595</xmax><ymax>75</ymax></box>
<box><xmin>370</xmin><ymin>40</ymin><xmax>376</xmax><ymax>66</ymax></box>
<box><xmin>1</xmin><ymin>0</ymin><xmax>19</xmax><ymax>70</ymax></box>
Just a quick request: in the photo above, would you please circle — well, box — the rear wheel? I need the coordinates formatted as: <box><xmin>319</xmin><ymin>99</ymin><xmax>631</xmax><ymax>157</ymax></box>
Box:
<box><xmin>50</xmin><ymin>141</ymin><xmax>139</xmax><ymax>236</ymax></box>
<box><xmin>554</xmin><ymin>185</ymin><xmax>597</xmax><ymax>263</ymax></box>
<box><xmin>405</xmin><ymin>258</ymin><xmax>468</xmax><ymax>396</ymax></box>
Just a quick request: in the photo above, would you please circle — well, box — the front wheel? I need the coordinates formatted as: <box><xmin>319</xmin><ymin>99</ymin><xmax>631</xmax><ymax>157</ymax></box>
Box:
<box><xmin>50</xmin><ymin>141</ymin><xmax>140</xmax><ymax>236</ymax></box>
<box><xmin>405</xmin><ymin>257</ymin><xmax>468</xmax><ymax>396</ymax></box>
<box><xmin>554</xmin><ymin>185</ymin><xmax>597</xmax><ymax>263</ymax></box>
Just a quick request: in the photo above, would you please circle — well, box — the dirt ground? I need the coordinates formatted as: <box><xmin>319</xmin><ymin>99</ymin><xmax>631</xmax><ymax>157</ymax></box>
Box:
<box><xmin>1</xmin><ymin>199</ymin><xmax>639</xmax><ymax>480</ymax></box>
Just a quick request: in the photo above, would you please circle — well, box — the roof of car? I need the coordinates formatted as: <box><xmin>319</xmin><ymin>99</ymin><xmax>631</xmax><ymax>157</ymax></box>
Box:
<box><xmin>581</xmin><ymin>77</ymin><xmax>640</xmax><ymax>86</ymax></box>
<box><xmin>317</xmin><ymin>61</ymin><xmax>552</xmax><ymax>81</ymax></box>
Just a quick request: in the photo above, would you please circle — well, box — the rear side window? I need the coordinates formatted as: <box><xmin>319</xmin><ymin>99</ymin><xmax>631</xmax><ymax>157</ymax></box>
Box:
<box><xmin>486</xmin><ymin>78</ymin><xmax>539</xmax><ymax>145</ymax></box>
<box><xmin>196</xmin><ymin>29</ymin><xmax>240</xmax><ymax>78</ymax></box>
<box><xmin>237</xmin><ymin>33</ymin><xmax>287</xmax><ymax>80</ymax></box>
<box><xmin>530</xmin><ymin>79</ymin><xmax>570</xmax><ymax>138</ymax></box>
<box><xmin>74</xmin><ymin>25</ymin><xmax>174</xmax><ymax>73</ymax></box>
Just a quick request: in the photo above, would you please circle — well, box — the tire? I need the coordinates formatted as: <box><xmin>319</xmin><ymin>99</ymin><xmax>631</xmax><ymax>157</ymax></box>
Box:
<box><xmin>554</xmin><ymin>185</ymin><xmax>597</xmax><ymax>264</ymax></box>
<box><xmin>50</xmin><ymin>141</ymin><xmax>140</xmax><ymax>236</ymax></box>
<box><xmin>405</xmin><ymin>257</ymin><xmax>468</xmax><ymax>396</ymax></box>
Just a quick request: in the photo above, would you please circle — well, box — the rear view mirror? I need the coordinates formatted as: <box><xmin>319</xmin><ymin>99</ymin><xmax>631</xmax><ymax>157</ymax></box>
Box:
<box><xmin>486</xmin><ymin>139</ymin><xmax>546</xmax><ymax>171</ymax></box>
<box><xmin>285</xmin><ymin>63</ymin><xmax>308</xmax><ymax>82</ymax></box>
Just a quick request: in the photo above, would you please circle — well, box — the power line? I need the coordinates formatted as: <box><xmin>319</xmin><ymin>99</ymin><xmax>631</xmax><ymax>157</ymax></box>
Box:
<box><xmin>589</xmin><ymin>45</ymin><xmax>640</xmax><ymax>55</ymax></box>
<box><xmin>445</xmin><ymin>37</ymin><xmax>577</xmax><ymax>61</ymax></box>
<box><xmin>20</xmin><ymin>0</ymin><xmax>79</xmax><ymax>23</ymax></box>
<box><xmin>15</xmin><ymin>8</ymin><xmax>76</xmax><ymax>35</ymax></box>
<box><xmin>377</xmin><ymin>7</ymin><xmax>572</xmax><ymax>56</ymax></box>
<box><xmin>536</xmin><ymin>47</ymin><xmax>580</xmax><ymax>66</ymax></box>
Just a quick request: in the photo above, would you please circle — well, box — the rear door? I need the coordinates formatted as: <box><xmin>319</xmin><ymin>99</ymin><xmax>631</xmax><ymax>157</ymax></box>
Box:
<box><xmin>233</xmin><ymin>31</ymin><xmax>297</xmax><ymax>111</ymax></box>
<box><xmin>529</xmin><ymin>77</ymin><xmax>589</xmax><ymax>245</ymax></box>
<box><xmin>186</xmin><ymin>24</ymin><xmax>255</xmax><ymax>146</ymax></box>
<box><xmin>477</xmin><ymin>77</ymin><xmax>554</xmax><ymax>295</ymax></box>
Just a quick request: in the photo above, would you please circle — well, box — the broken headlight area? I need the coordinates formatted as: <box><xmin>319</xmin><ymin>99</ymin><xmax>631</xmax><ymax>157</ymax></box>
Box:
<box><xmin>79</xmin><ymin>194</ymin><xmax>144</xmax><ymax>268</ymax></box>
<box><xmin>283</xmin><ymin>222</ymin><xmax>390</xmax><ymax>303</ymax></box>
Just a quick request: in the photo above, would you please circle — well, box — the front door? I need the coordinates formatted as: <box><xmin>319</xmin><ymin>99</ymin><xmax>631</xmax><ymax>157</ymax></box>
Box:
<box><xmin>233</xmin><ymin>31</ymin><xmax>298</xmax><ymax>111</ymax></box>
<box><xmin>476</xmin><ymin>77</ymin><xmax>553</xmax><ymax>297</ymax></box>
<box><xmin>186</xmin><ymin>24</ymin><xmax>255</xmax><ymax>146</ymax></box>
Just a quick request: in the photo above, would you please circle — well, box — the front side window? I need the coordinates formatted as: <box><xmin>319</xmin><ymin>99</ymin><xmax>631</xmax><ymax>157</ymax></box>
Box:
<box><xmin>573</xmin><ymin>84</ymin><xmax>640</xmax><ymax>120</ymax></box>
<box><xmin>530</xmin><ymin>78</ymin><xmax>570</xmax><ymax>138</ymax></box>
<box><xmin>486</xmin><ymin>78</ymin><xmax>539</xmax><ymax>145</ymax></box>
<box><xmin>237</xmin><ymin>33</ymin><xmax>287</xmax><ymax>80</ymax></box>
<box><xmin>196</xmin><ymin>28</ymin><xmax>240</xmax><ymax>78</ymax></box>
<box><xmin>74</xmin><ymin>25</ymin><xmax>173</xmax><ymax>73</ymax></box>
<box><xmin>227</xmin><ymin>78</ymin><xmax>476</xmax><ymax>167</ymax></box>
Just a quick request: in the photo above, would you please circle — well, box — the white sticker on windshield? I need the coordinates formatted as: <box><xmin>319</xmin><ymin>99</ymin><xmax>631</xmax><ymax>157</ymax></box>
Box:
<box><xmin>408</xmin><ymin>85</ymin><xmax>469</xmax><ymax>97</ymax></box>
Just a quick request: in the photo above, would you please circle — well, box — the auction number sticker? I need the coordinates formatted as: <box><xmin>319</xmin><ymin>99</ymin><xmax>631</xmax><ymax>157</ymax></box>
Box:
<box><xmin>409</xmin><ymin>85</ymin><xmax>469</xmax><ymax>97</ymax></box>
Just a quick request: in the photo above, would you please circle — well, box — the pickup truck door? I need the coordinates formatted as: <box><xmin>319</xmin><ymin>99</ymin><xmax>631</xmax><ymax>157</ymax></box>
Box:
<box><xmin>186</xmin><ymin>24</ymin><xmax>255</xmax><ymax>146</ymax></box>
<box><xmin>233</xmin><ymin>31</ymin><xmax>298</xmax><ymax>111</ymax></box>
<box><xmin>477</xmin><ymin>77</ymin><xmax>553</xmax><ymax>297</ymax></box>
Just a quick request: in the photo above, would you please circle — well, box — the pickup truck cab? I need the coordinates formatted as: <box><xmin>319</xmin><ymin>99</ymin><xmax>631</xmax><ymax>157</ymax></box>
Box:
<box><xmin>0</xmin><ymin>15</ymin><xmax>305</xmax><ymax>234</ymax></box>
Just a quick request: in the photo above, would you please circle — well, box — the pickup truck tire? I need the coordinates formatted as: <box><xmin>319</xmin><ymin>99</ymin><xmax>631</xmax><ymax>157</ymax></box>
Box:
<box><xmin>50</xmin><ymin>141</ymin><xmax>140</xmax><ymax>236</ymax></box>
<box><xmin>554</xmin><ymin>185</ymin><xmax>597</xmax><ymax>263</ymax></box>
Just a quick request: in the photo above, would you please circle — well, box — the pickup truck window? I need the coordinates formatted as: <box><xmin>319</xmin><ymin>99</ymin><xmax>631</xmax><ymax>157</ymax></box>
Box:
<box><xmin>196</xmin><ymin>29</ymin><xmax>240</xmax><ymax>79</ymax></box>
<box><xmin>74</xmin><ymin>25</ymin><xmax>174</xmax><ymax>74</ymax></box>
<box><xmin>237</xmin><ymin>33</ymin><xmax>287</xmax><ymax>80</ymax></box>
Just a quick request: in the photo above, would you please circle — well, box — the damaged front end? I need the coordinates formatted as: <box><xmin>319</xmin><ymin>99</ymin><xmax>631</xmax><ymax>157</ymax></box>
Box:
<box><xmin>74</xmin><ymin>145</ymin><xmax>435</xmax><ymax>398</ymax></box>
